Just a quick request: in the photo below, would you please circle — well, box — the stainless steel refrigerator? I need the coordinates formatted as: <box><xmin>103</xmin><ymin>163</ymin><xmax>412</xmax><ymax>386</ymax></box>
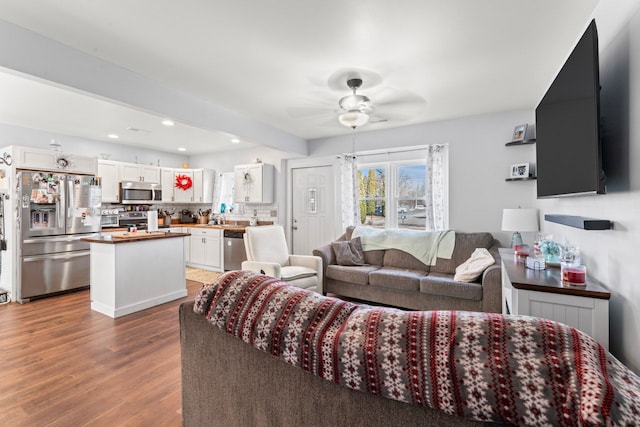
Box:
<box><xmin>18</xmin><ymin>171</ymin><xmax>101</xmax><ymax>302</ymax></box>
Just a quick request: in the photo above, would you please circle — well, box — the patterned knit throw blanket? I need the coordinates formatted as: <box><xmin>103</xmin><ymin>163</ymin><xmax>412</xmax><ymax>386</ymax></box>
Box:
<box><xmin>194</xmin><ymin>271</ymin><xmax>640</xmax><ymax>426</ymax></box>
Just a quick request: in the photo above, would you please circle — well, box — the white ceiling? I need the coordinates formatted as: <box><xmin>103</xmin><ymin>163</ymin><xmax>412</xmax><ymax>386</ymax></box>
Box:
<box><xmin>0</xmin><ymin>0</ymin><xmax>600</xmax><ymax>155</ymax></box>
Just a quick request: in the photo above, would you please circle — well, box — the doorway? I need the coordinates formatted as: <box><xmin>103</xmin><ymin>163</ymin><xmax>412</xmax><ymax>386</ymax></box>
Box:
<box><xmin>291</xmin><ymin>166</ymin><xmax>335</xmax><ymax>255</ymax></box>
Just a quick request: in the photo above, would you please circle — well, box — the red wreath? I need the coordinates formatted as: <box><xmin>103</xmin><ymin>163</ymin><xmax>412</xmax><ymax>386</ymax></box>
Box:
<box><xmin>175</xmin><ymin>174</ymin><xmax>193</xmax><ymax>190</ymax></box>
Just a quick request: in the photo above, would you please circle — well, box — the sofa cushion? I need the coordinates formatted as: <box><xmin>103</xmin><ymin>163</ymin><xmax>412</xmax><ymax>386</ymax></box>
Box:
<box><xmin>432</xmin><ymin>232</ymin><xmax>494</xmax><ymax>274</ymax></box>
<box><xmin>363</xmin><ymin>249</ymin><xmax>385</xmax><ymax>266</ymax></box>
<box><xmin>382</xmin><ymin>248</ymin><xmax>429</xmax><ymax>271</ymax></box>
<box><xmin>368</xmin><ymin>267</ymin><xmax>426</xmax><ymax>292</ymax></box>
<box><xmin>420</xmin><ymin>272</ymin><xmax>482</xmax><ymax>301</ymax></box>
<box><xmin>326</xmin><ymin>264</ymin><xmax>380</xmax><ymax>285</ymax></box>
<box><xmin>331</xmin><ymin>237</ymin><xmax>365</xmax><ymax>266</ymax></box>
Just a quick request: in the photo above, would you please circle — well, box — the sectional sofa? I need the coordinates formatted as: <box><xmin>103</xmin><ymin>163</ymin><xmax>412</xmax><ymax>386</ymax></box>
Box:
<box><xmin>180</xmin><ymin>271</ymin><xmax>640</xmax><ymax>426</ymax></box>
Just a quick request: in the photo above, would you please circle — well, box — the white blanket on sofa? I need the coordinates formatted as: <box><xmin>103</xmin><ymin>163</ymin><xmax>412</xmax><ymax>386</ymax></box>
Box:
<box><xmin>351</xmin><ymin>227</ymin><xmax>455</xmax><ymax>266</ymax></box>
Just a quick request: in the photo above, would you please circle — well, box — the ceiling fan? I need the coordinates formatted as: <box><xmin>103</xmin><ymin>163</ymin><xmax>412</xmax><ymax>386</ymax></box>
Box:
<box><xmin>286</xmin><ymin>70</ymin><xmax>426</xmax><ymax>130</ymax></box>
<box><xmin>337</xmin><ymin>78</ymin><xmax>373</xmax><ymax>129</ymax></box>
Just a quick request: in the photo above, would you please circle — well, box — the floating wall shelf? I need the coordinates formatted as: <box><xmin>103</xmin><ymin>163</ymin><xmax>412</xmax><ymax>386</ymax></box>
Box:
<box><xmin>505</xmin><ymin>176</ymin><xmax>537</xmax><ymax>182</ymax></box>
<box><xmin>544</xmin><ymin>214</ymin><xmax>612</xmax><ymax>230</ymax></box>
<box><xmin>505</xmin><ymin>139</ymin><xmax>536</xmax><ymax>146</ymax></box>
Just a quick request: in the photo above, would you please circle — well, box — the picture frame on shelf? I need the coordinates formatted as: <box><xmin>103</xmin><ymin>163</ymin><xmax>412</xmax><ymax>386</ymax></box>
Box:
<box><xmin>511</xmin><ymin>124</ymin><xmax>528</xmax><ymax>142</ymax></box>
<box><xmin>510</xmin><ymin>162</ymin><xmax>530</xmax><ymax>178</ymax></box>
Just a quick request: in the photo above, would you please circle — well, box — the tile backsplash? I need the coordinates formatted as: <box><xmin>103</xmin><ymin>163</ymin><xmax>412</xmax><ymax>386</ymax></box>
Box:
<box><xmin>102</xmin><ymin>202</ymin><xmax>279</xmax><ymax>224</ymax></box>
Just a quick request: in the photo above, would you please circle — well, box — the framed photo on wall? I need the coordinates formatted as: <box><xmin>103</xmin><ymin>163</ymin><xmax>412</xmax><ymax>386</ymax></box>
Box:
<box><xmin>510</xmin><ymin>162</ymin><xmax>530</xmax><ymax>178</ymax></box>
<box><xmin>512</xmin><ymin>124</ymin><xmax>528</xmax><ymax>142</ymax></box>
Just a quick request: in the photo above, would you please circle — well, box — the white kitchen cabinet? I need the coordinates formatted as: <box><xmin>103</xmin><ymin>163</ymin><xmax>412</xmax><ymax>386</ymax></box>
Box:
<box><xmin>11</xmin><ymin>145</ymin><xmax>97</xmax><ymax>175</ymax></box>
<box><xmin>173</xmin><ymin>169</ymin><xmax>194</xmax><ymax>203</ymax></box>
<box><xmin>170</xmin><ymin>227</ymin><xmax>190</xmax><ymax>263</ymax></box>
<box><xmin>161</xmin><ymin>168</ymin><xmax>214</xmax><ymax>203</ymax></box>
<box><xmin>193</xmin><ymin>169</ymin><xmax>215</xmax><ymax>203</ymax></box>
<box><xmin>161</xmin><ymin>168</ymin><xmax>175</xmax><ymax>202</ymax></box>
<box><xmin>234</xmin><ymin>163</ymin><xmax>274</xmax><ymax>204</ymax></box>
<box><xmin>97</xmin><ymin>160</ymin><xmax>120</xmax><ymax>203</ymax></box>
<box><xmin>187</xmin><ymin>228</ymin><xmax>222</xmax><ymax>271</ymax></box>
<box><xmin>119</xmin><ymin>162</ymin><xmax>160</xmax><ymax>183</ymax></box>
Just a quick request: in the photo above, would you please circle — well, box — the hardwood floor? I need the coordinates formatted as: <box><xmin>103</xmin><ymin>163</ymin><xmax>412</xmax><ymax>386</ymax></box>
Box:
<box><xmin>0</xmin><ymin>280</ymin><xmax>205</xmax><ymax>426</ymax></box>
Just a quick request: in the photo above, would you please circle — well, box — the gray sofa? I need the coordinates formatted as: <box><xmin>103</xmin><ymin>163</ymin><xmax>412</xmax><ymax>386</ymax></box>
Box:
<box><xmin>313</xmin><ymin>227</ymin><xmax>502</xmax><ymax>313</ymax></box>
<box><xmin>179</xmin><ymin>301</ymin><xmax>499</xmax><ymax>426</ymax></box>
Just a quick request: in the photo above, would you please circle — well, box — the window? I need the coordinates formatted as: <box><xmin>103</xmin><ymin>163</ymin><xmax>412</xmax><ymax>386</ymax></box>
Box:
<box><xmin>358</xmin><ymin>165</ymin><xmax>386</xmax><ymax>227</ymax></box>
<box><xmin>357</xmin><ymin>161</ymin><xmax>428</xmax><ymax>230</ymax></box>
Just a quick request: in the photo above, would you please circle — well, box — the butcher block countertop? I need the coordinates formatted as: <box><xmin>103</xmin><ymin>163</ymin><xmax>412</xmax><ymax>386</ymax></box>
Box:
<box><xmin>102</xmin><ymin>222</ymin><xmax>273</xmax><ymax>233</ymax></box>
<box><xmin>83</xmin><ymin>231</ymin><xmax>190</xmax><ymax>244</ymax></box>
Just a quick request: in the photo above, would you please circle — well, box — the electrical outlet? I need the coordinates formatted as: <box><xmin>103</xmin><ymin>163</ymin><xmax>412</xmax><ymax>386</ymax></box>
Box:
<box><xmin>270</xmin><ymin>210</ymin><xmax>277</xmax><ymax>217</ymax></box>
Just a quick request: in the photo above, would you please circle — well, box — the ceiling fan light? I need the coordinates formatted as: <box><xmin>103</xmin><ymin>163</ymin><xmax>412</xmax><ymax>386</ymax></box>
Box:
<box><xmin>339</xmin><ymin>94</ymin><xmax>371</xmax><ymax>111</ymax></box>
<box><xmin>338</xmin><ymin>111</ymin><xmax>369</xmax><ymax>129</ymax></box>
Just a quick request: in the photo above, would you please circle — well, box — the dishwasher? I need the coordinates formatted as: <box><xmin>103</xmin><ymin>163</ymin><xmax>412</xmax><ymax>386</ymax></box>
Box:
<box><xmin>223</xmin><ymin>229</ymin><xmax>246</xmax><ymax>271</ymax></box>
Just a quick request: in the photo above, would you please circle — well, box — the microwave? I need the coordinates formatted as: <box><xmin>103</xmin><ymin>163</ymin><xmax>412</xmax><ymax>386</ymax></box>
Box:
<box><xmin>120</xmin><ymin>181</ymin><xmax>162</xmax><ymax>204</ymax></box>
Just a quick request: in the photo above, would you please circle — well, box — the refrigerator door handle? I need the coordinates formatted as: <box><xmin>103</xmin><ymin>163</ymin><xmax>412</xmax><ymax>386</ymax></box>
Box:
<box><xmin>23</xmin><ymin>250</ymin><xmax>90</xmax><ymax>263</ymax></box>
<box><xmin>67</xmin><ymin>176</ymin><xmax>74</xmax><ymax>218</ymax></box>
<box><xmin>23</xmin><ymin>233</ymin><xmax>100</xmax><ymax>244</ymax></box>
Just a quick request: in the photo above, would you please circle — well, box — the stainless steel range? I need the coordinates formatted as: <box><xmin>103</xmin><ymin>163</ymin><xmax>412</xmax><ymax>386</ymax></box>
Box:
<box><xmin>18</xmin><ymin>171</ymin><xmax>101</xmax><ymax>302</ymax></box>
<box><xmin>119</xmin><ymin>211</ymin><xmax>169</xmax><ymax>230</ymax></box>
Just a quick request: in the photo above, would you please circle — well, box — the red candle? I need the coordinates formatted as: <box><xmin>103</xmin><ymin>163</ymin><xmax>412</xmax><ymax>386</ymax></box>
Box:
<box><xmin>562</xmin><ymin>266</ymin><xmax>586</xmax><ymax>284</ymax></box>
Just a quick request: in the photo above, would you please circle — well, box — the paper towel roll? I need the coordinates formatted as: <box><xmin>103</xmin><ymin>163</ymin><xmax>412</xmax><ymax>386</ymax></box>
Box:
<box><xmin>148</xmin><ymin>211</ymin><xmax>158</xmax><ymax>232</ymax></box>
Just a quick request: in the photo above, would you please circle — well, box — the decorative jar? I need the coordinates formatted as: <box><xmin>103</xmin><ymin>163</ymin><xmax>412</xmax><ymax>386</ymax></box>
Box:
<box><xmin>561</xmin><ymin>264</ymin><xmax>587</xmax><ymax>286</ymax></box>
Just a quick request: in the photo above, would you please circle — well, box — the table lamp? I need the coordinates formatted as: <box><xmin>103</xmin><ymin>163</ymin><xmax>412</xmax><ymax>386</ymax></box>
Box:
<box><xmin>501</xmin><ymin>208</ymin><xmax>539</xmax><ymax>247</ymax></box>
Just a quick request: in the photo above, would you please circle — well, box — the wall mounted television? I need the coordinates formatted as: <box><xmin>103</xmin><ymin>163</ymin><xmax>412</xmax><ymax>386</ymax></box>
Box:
<box><xmin>535</xmin><ymin>19</ymin><xmax>606</xmax><ymax>198</ymax></box>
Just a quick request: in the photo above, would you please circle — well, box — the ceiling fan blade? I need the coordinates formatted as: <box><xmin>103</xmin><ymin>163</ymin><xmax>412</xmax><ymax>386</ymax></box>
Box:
<box><xmin>372</xmin><ymin>86</ymin><xmax>427</xmax><ymax>113</ymax></box>
<box><xmin>368</xmin><ymin>111</ymin><xmax>411</xmax><ymax>125</ymax></box>
<box><xmin>286</xmin><ymin>105</ymin><xmax>335</xmax><ymax>119</ymax></box>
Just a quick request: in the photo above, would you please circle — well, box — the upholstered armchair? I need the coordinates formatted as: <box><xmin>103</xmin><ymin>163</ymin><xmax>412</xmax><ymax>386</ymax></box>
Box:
<box><xmin>241</xmin><ymin>225</ymin><xmax>323</xmax><ymax>293</ymax></box>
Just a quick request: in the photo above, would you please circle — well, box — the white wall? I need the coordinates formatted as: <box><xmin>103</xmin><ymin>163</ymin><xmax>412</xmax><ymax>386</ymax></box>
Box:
<box><xmin>531</xmin><ymin>1</ymin><xmax>640</xmax><ymax>373</ymax></box>
<box><xmin>308</xmin><ymin>109</ymin><xmax>536</xmax><ymax>244</ymax></box>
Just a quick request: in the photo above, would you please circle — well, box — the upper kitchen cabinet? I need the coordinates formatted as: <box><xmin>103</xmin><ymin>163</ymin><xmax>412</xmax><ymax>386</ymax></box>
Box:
<box><xmin>9</xmin><ymin>145</ymin><xmax>97</xmax><ymax>175</ymax></box>
<box><xmin>119</xmin><ymin>162</ymin><xmax>160</xmax><ymax>183</ymax></box>
<box><xmin>173</xmin><ymin>169</ymin><xmax>194</xmax><ymax>203</ymax></box>
<box><xmin>160</xmin><ymin>167</ymin><xmax>175</xmax><ymax>203</ymax></box>
<box><xmin>161</xmin><ymin>168</ymin><xmax>215</xmax><ymax>203</ymax></box>
<box><xmin>193</xmin><ymin>169</ymin><xmax>215</xmax><ymax>203</ymax></box>
<box><xmin>234</xmin><ymin>163</ymin><xmax>274</xmax><ymax>204</ymax></box>
<box><xmin>97</xmin><ymin>160</ymin><xmax>120</xmax><ymax>203</ymax></box>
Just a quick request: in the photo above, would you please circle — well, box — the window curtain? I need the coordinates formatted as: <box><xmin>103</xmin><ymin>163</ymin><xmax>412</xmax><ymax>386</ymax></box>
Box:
<box><xmin>425</xmin><ymin>144</ymin><xmax>448</xmax><ymax>231</ymax></box>
<box><xmin>339</xmin><ymin>154</ymin><xmax>359</xmax><ymax>229</ymax></box>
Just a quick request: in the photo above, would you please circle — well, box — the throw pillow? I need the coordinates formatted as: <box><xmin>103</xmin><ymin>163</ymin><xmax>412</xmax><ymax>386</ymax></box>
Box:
<box><xmin>332</xmin><ymin>237</ymin><xmax>365</xmax><ymax>266</ymax></box>
<box><xmin>453</xmin><ymin>248</ymin><xmax>495</xmax><ymax>282</ymax></box>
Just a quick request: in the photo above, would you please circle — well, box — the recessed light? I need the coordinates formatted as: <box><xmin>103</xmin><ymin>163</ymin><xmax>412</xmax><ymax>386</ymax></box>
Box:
<box><xmin>107</xmin><ymin>134</ymin><xmax>119</xmax><ymax>139</ymax></box>
<box><xmin>178</xmin><ymin>147</ymin><xmax>187</xmax><ymax>152</ymax></box>
<box><xmin>162</xmin><ymin>120</ymin><xmax>175</xmax><ymax>127</ymax></box>
<box><xmin>231</xmin><ymin>138</ymin><xmax>240</xmax><ymax>144</ymax></box>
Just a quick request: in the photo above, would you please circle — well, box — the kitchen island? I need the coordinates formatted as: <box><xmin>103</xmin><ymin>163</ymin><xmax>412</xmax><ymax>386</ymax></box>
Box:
<box><xmin>82</xmin><ymin>231</ymin><xmax>190</xmax><ymax>318</ymax></box>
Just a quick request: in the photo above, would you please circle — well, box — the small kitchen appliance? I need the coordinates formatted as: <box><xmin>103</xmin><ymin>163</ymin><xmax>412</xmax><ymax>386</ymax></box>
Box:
<box><xmin>181</xmin><ymin>209</ymin><xmax>196</xmax><ymax>224</ymax></box>
<box><xmin>100</xmin><ymin>208</ymin><xmax>120</xmax><ymax>228</ymax></box>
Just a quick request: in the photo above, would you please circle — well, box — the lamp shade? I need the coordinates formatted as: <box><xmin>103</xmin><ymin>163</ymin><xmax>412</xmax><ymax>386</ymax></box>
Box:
<box><xmin>501</xmin><ymin>208</ymin><xmax>539</xmax><ymax>232</ymax></box>
<box><xmin>338</xmin><ymin>111</ymin><xmax>369</xmax><ymax>129</ymax></box>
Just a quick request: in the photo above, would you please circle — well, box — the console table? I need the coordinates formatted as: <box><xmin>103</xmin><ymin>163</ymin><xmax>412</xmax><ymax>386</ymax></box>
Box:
<box><xmin>499</xmin><ymin>248</ymin><xmax>610</xmax><ymax>349</ymax></box>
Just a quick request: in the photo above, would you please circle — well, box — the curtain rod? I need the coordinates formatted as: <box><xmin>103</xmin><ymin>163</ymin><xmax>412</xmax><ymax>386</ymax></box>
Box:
<box><xmin>339</xmin><ymin>144</ymin><xmax>445</xmax><ymax>159</ymax></box>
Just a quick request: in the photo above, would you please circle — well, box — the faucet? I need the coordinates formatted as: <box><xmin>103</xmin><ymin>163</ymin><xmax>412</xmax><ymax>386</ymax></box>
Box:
<box><xmin>212</xmin><ymin>213</ymin><xmax>226</xmax><ymax>225</ymax></box>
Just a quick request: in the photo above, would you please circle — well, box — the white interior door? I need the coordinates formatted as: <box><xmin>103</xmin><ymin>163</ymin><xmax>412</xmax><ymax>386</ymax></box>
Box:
<box><xmin>291</xmin><ymin>166</ymin><xmax>334</xmax><ymax>255</ymax></box>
